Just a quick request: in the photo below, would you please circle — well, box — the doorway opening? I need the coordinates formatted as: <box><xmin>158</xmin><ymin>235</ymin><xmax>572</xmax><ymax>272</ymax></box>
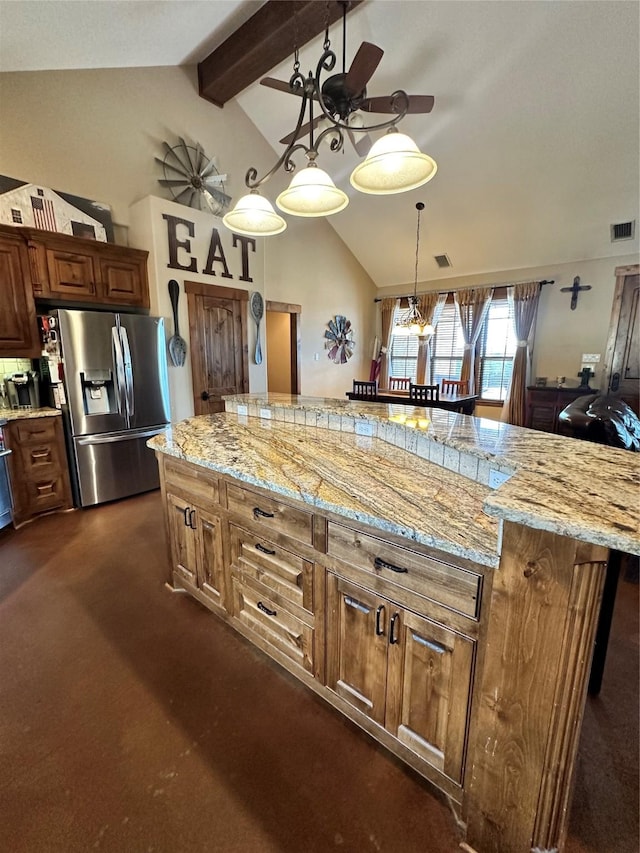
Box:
<box><xmin>265</xmin><ymin>301</ymin><xmax>301</xmax><ymax>395</ymax></box>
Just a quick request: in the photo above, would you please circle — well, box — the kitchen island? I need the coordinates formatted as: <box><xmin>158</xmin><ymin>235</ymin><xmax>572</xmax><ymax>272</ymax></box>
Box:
<box><xmin>149</xmin><ymin>393</ymin><xmax>639</xmax><ymax>853</ymax></box>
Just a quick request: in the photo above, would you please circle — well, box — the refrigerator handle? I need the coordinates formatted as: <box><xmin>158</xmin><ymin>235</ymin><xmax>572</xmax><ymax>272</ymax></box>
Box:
<box><xmin>119</xmin><ymin>326</ymin><xmax>135</xmax><ymax>419</ymax></box>
<box><xmin>111</xmin><ymin>326</ymin><xmax>127</xmax><ymax>418</ymax></box>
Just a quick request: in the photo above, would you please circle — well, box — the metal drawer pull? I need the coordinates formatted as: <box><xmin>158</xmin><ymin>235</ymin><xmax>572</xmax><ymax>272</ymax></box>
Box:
<box><xmin>375</xmin><ymin>604</ymin><xmax>386</xmax><ymax>636</ymax></box>
<box><xmin>389</xmin><ymin>613</ymin><xmax>400</xmax><ymax>645</ymax></box>
<box><xmin>413</xmin><ymin>635</ymin><xmax>446</xmax><ymax>654</ymax></box>
<box><xmin>36</xmin><ymin>482</ymin><xmax>55</xmax><ymax>494</ymax></box>
<box><xmin>255</xmin><ymin>543</ymin><xmax>276</xmax><ymax>555</ymax></box>
<box><xmin>345</xmin><ymin>596</ymin><xmax>369</xmax><ymax>615</ymax></box>
<box><xmin>31</xmin><ymin>449</ymin><xmax>51</xmax><ymax>459</ymax></box>
<box><xmin>183</xmin><ymin>506</ymin><xmax>191</xmax><ymax>527</ymax></box>
<box><xmin>189</xmin><ymin>509</ymin><xmax>197</xmax><ymax>530</ymax></box>
<box><xmin>374</xmin><ymin>556</ymin><xmax>408</xmax><ymax>574</ymax></box>
<box><xmin>257</xmin><ymin>601</ymin><xmax>277</xmax><ymax>617</ymax></box>
<box><xmin>253</xmin><ymin>506</ymin><xmax>275</xmax><ymax>520</ymax></box>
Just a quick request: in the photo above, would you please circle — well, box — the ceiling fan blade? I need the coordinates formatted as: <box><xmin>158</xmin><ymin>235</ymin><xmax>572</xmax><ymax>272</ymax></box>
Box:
<box><xmin>344</xmin><ymin>42</ymin><xmax>384</xmax><ymax>97</ymax></box>
<box><xmin>261</xmin><ymin>77</ymin><xmax>303</xmax><ymax>96</ymax></box>
<box><xmin>360</xmin><ymin>94</ymin><xmax>435</xmax><ymax>114</ymax></box>
<box><xmin>347</xmin><ymin>127</ymin><xmax>371</xmax><ymax>157</ymax></box>
<box><xmin>279</xmin><ymin>116</ymin><xmax>323</xmax><ymax>146</ymax></box>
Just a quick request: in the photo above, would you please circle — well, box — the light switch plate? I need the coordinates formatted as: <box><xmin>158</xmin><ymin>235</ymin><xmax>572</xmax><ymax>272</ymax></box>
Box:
<box><xmin>581</xmin><ymin>353</ymin><xmax>601</xmax><ymax>363</ymax></box>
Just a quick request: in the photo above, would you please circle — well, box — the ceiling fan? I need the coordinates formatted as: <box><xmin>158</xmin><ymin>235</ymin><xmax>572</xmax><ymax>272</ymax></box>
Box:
<box><xmin>261</xmin><ymin>6</ymin><xmax>435</xmax><ymax>155</ymax></box>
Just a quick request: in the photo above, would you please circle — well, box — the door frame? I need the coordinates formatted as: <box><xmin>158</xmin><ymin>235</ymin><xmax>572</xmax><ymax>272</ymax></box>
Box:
<box><xmin>185</xmin><ymin>280</ymin><xmax>249</xmax><ymax>414</ymax></box>
<box><xmin>266</xmin><ymin>300</ymin><xmax>301</xmax><ymax>395</ymax></box>
<box><xmin>602</xmin><ymin>263</ymin><xmax>639</xmax><ymax>394</ymax></box>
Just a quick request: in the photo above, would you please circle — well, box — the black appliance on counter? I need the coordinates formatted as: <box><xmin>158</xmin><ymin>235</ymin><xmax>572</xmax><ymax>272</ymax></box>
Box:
<box><xmin>6</xmin><ymin>371</ymin><xmax>40</xmax><ymax>410</ymax></box>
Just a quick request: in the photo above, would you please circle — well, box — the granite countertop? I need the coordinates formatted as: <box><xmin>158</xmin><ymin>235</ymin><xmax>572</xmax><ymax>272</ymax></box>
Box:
<box><xmin>0</xmin><ymin>407</ymin><xmax>61</xmax><ymax>421</ymax></box>
<box><xmin>151</xmin><ymin>394</ymin><xmax>640</xmax><ymax>562</ymax></box>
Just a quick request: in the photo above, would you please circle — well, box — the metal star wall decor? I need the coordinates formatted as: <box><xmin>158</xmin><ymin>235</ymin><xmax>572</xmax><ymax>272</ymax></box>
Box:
<box><xmin>156</xmin><ymin>138</ymin><xmax>231</xmax><ymax>216</ymax></box>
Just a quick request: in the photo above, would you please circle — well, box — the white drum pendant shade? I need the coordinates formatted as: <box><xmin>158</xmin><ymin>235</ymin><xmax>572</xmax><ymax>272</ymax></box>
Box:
<box><xmin>350</xmin><ymin>131</ymin><xmax>437</xmax><ymax>195</ymax></box>
<box><xmin>222</xmin><ymin>191</ymin><xmax>287</xmax><ymax>236</ymax></box>
<box><xmin>276</xmin><ymin>163</ymin><xmax>349</xmax><ymax>217</ymax></box>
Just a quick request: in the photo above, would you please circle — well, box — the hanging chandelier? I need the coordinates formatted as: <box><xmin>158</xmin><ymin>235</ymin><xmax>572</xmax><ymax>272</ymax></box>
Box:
<box><xmin>394</xmin><ymin>202</ymin><xmax>434</xmax><ymax>337</ymax></box>
<box><xmin>222</xmin><ymin>4</ymin><xmax>437</xmax><ymax>237</ymax></box>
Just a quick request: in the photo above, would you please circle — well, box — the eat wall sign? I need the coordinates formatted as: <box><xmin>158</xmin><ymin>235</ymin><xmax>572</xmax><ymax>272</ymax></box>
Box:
<box><xmin>163</xmin><ymin>213</ymin><xmax>255</xmax><ymax>283</ymax></box>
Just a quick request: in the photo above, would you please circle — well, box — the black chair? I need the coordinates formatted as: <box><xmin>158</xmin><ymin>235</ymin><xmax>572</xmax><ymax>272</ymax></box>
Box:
<box><xmin>389</xmin><ymin>376</ymin><xmax>411</xmax><ymax>391</ymax></box>
<box><xmin>352</xmin><ymin>380</ymin><xmax>378</xmax><ymax>398</ymax></box>
<box><xmin>409</xmin><ymin>383</ymin><xmax>440</xmax><ymax>403</ymax></box>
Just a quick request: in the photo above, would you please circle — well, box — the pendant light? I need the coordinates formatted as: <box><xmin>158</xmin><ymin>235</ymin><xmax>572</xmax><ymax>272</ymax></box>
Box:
<box><xmin>394</xmin><ymin>202</ymin><xmax>434</xmax><ymax>337</ymax></box>
<box><xmin>276</xmin><ymin>157</ymin><xmax>349</xmax><ymax>217</ymax></box>
<box><xmin>222</xmin><ymin>190</ymin><xmax>286</xmax><ymax>236</ymax></box>
<box><xmin>350</xmin><ymin>128</ymin><xmax>438</xmax><ymax>195</ymax></box>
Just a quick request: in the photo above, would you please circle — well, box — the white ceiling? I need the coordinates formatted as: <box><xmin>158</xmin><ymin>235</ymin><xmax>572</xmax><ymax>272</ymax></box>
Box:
<box><xmin>1</xmin><ymin>0</ymin><xmax>638</xmax><ymax>289</ymax></box>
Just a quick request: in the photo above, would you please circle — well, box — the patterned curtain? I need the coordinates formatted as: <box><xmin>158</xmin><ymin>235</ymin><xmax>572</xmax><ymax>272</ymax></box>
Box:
<box><xmin>454</xmin><ymin>287</ymin><xmax>494</xmax><ymax>393</ymax></box>
<box><xmin>501</xmin><ymin>281</ymin><xmax>541</xmax><ymax>425</ymax></box>
<box><xmin>416</xmin><ymin>292</ymin><xmax>448</xmax><ymax>383</ymax></box>
<box><xmin>379</xmin><ymin>298</ymin><xmax>398</xmax><ymax>388</ymax></box>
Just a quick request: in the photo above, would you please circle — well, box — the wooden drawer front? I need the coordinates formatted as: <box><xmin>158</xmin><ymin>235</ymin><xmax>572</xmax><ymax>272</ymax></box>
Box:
<box><xmin>227</xmin><ymin>483</ymin><xmax>313</xmax><ymax>546</ymax></box>
<box><xmin>164</xmin><ymin>459</ymin><xmax>219</xmax><ymax>505</ymax></box>
<box><xmin>13</xmin><ymin>418</ymin><xmax>58</xmax><ymax>445</ymax></box>
<box><xmin>230</xmin><ymin>524</ymin><xmax>313</xmax><ymax>616</ymax></box>
<box><xmin>46</xmin><ymin>249</ymin><xmax>96</xmax><ymax>297</ymax></box>
<box><xmin>24</xmin><ymin>473</ymin><xmax>68</xmax><ymax>512</ymax></box>
<box><xmin>99</xmin><ymin>257</ymin><xmax>147</xmax><ymax>305</ymax></box>
<box><xmin>19</xmin><ymin>442</ymin><xmax>62</xmax><ymax>476</ymax></box>
<box><xmin>327</xmin><ymin>523</ymin><xmax>482</xmax><ymax>619</ymax></box>
<box><xmin>233</xmin><ymin>576</ymin><xmax>314</xmax><ymax>674</ymax></box>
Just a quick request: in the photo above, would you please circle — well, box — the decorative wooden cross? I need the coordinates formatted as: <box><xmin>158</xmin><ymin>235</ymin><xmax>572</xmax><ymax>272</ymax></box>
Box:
<box><xmin>560</xmin><ymin>275</ymin><xmax>591</xmax><ymax>310</ymax></box>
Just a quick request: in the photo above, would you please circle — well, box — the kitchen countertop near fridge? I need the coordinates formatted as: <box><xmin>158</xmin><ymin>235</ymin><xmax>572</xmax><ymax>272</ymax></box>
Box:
<box><xmin>0</xmin><ymin>408</ymin><xmax>61</xmax><ymax>421</ymax></box>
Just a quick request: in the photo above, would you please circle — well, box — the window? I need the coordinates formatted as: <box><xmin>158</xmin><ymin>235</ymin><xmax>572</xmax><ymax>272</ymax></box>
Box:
<box><xmin>11</xmin><ymin>209</ymin><xmax>22</xmax><ymax>223</ymax></box>
<box><xmin>477</xmin><ymin>293</ymin><xmax>517</xmax><ymax>401</ymax></box>
<box><xmin>430</xmin><ymin>299</ymin><xmax>465</xmax><ymax>385</ymax></box>
<box><xmin>388</xmin><ymin>304</ymin><xmax>419</xmax><ymax>382</ymax></box>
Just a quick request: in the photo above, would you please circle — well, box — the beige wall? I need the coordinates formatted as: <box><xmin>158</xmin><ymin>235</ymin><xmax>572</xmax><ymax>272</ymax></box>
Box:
<box><xmin>0</xmin><ymin>65</ymin><xmax>377</xmax><ymax>413</ymax></box>
<box><xmin>266</xmin><ymin>312</ymin><xmax>292</xmax><ymax>394</ymax></box>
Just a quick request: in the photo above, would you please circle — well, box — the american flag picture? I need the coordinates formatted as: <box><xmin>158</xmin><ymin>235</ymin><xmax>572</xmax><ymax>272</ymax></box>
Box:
<box><xmin>31</xmin><ymin>195</ymin><xmax>57</xmax><ymax>231</ymax></box>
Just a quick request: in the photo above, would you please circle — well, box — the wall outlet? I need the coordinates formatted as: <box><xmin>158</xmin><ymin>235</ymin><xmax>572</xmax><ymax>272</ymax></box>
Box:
<box><xmin>581</xmin><ymin>353</ymin><xmax>601</xmax><ymax>363</ymax></box>
<box><xmin>259</xmin><ymin>408</ymin><xmax>272</xmax><ymax>419</ymax></box>
<box><xmin>236</xmin><ymin>404</ymin><xmax>248</xmax><ymax>416</ymax></box>
<box><xmin>489</xmin><ymin>469</ymin><xmax>511</xmax><ymax>489</ymax></box>
<box><xmin>355</xmin><ymin>421</ymin><xmax>374</xmax><ymax>437</ymax></box>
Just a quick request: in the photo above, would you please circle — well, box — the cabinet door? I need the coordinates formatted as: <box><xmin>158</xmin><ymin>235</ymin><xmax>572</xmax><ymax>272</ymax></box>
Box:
<box><xmin>196</xmin><ymin>507</ymin><xmax>226</xmax><ymax>610</ymax></box>
<box><xmin>326</xmin><ymin>575</ymin><xmax>389</xmax><ymax>725</ymax></box>
<box><xmin>167</xmin><ymin>493</ymin><xmax>198</xmax><ymax>587</ymax></box>
<box><xmin>0</xmin><ymin>233</ymin><xmax>39</xmax><ymax>356</ymax></box>
<box><xmin>98</xmin><ymin>255</ymin><xmax>148</xmax><ymax>306</ymax></box>
<box><xmin>45</xmin><ymin>247</ymin><xmax>97</xmax><ymax>297</ymax></box>
<box><xmin>386</xmin><ymin>609</ymin><xmax>474</xmax><ymax>783</ymax></box>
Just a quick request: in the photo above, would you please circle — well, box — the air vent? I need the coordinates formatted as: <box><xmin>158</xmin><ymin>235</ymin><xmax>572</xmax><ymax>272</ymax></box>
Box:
<box><xmin>611</xmin><ymin>220</ymin><xmax>635</xmax><ymax>242</ymax></box>
<box><xmin>434</xmin><ymin>254</ymin><xmax>452</xmax><ymax>268</ymax></box>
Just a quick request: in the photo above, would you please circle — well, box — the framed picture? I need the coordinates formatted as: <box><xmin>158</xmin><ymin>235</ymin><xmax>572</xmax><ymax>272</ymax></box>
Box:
<box><xmin>0</xmin><ymin>175</ymin><xmax>115</xmax><ymax>242</ymax></box>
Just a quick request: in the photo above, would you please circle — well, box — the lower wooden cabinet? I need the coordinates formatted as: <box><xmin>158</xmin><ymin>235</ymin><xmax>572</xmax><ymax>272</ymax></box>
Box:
<box><xmin>325</xmin><ymin>574</ymin><xmax>475</xmax><ymax>784</ymax></box>
<box><xmin>4</xmin><ymin>416</ymin><xmax>73</xmax><ymax>526</ymax></box>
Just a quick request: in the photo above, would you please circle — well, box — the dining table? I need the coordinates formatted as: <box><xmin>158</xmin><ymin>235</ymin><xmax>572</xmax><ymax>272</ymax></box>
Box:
<box><xmin>345</xmin><ymin>388</ymin><xmax>479</xmax><ymax>415</ymax></box>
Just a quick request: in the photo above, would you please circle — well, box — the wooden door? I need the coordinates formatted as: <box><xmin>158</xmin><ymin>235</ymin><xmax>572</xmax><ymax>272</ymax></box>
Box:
<box><xmin>195</xmin><ymin>506</ymin><xmax>226</xmax><ymax>611</ymax></box>
<box><xmin>326</xmin><ymin>575</ymin><xmax>389</xmax><ymax>725</ymax></box>
<box><xmin>385</xmin><ymin>609</ymin><xmax>475</xmax><ymax>783</ymax></box>
<box><xmin>167</xmin><ymin>492</ymin><xmax>198</xmax><ymax>587</ymax></box>
<box><xmin>0</xmin><ymin>232</ymin><xmax>39</xmax><ymax>356</ymax></box>
<box><xmin>604</xmin><ymin>265</ymin><xmax>639</xmax><ymax>412</ymax></box>
<box><xmin>98</xmin><ymin>253</ymin><xmax>148</xmax><ymax>306</ymax></box>
<box><xmin>45</xmin><ymin>246</ymin><xmax>97</xmax><ymax>297</ymax></box>
<box><xmin>186</xmin><ymin>281</ymin><xmax>249</xmax><ymax>415</ymax></box>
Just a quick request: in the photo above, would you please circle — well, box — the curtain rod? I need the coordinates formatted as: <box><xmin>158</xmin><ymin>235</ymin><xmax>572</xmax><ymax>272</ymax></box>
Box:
<box><xmin>373</xmin><ymin>279</ymin><xmax>554</xmax><ymax>302</ymax></box>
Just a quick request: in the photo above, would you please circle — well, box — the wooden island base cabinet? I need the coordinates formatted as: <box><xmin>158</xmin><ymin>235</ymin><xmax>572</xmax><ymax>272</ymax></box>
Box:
<box><xmin>156</xmin><ymin>453</ymin><xmax>609</xmax><ymax>853</ymax></box>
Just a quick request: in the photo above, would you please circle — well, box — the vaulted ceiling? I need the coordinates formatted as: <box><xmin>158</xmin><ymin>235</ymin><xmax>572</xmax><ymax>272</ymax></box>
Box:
<box><xmin>1</xmin><ymin>0</ymin><xmax>638</xmax><ymax>289</ymax></box>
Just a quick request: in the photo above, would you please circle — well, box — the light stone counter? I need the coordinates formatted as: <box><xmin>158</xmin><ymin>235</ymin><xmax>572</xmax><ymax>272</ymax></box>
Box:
<box><xmin>0</xmin><ymin>407</ymin><xmax>61</xmax><ymax>421</ymax></box>
<box><xmin>151</xmin><ymin>394</ymin><xmax>639</xmax><ymax>564</ymax></box>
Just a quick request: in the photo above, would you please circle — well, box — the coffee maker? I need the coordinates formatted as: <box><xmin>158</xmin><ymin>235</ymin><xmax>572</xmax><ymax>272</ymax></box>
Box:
<box><xmin>6</xmin><ymin>371</ymin><xmax>40</xmax><ymax>409</ymax></box>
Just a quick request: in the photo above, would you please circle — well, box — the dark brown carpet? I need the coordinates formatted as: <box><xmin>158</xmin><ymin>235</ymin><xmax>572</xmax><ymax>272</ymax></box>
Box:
<box><xmin>0</xmin><ymin>492</ymin><xmax>637</xmax><ymax>852</ymax></box>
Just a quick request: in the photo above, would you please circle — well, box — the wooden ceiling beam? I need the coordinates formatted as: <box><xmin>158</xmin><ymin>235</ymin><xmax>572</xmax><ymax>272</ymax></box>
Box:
<box><xmin>198</xmin><ymin>0</ymin><xmax>363</xmax><ymax>108</ymax></box>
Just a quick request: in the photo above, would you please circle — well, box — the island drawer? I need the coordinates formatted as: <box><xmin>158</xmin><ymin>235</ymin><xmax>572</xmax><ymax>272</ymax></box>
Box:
<box><xmin>163</xmin><ymin>458</ymin><xmax>219</xmax><ymax>505</ymax></box>
<box><xmin>226</xmin><ymin>483</ymin><xmax>313</xmax><ymax>546</ymax></box>
<box><xmin>232</xmin><ymin>575</ymin><xmax>315</xmax><ymax>674</ymax></box>
<box><xmin>230</xmin><ymin>524</ymin><xmax>314</xmax><ymax>615</ymax></box>
<box><xmin>327</xmin><ymin>522</ymin><xmax>482</xmax><ymax>619</ymax></box>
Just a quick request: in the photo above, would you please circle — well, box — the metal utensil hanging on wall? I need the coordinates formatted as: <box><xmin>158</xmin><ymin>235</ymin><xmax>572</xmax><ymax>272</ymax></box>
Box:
<box><xmin>167</xmin><ymin>279</ymin><xmax>187</xmax><ymax>367</ymax></box>
<box><xmin>250</xmin><ymin>292</ymin><xmax>264</xmax><ymax>365</ymax></box>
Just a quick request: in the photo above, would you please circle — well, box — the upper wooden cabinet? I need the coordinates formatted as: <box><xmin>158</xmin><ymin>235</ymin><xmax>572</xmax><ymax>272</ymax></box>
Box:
<box><xmin>0</xmin><ymin>223</ymin><xmax>150</xmax><ymax>309</ymax></box>
<box><xmin>0</xmin><ymin>230</ymin><xmax>40</xmax><ymax>357</ymax></box>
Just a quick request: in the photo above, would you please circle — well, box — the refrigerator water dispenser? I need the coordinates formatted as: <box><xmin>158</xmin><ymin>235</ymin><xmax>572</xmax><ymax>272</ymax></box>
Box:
<box><xmin>80</xmin><ymin>370</ymin><xmax>116</xmax><ymax>416</ymax></box>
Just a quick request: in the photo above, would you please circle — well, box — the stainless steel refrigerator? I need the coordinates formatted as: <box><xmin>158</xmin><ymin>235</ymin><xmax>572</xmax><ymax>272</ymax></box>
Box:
<box><xmin>50</xmin><ymin>309</ymin><xmax>170</xmax><ymax>507</ymax></box>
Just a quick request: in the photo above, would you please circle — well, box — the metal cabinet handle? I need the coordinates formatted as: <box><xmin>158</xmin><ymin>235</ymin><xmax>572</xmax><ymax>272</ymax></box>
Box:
<box><xmin>255</xmin><ymin>543</ymin><xmax>276</xmax><ymax>555</ymax></box>
<box><xmin>183</xmin><ymin>506</ymin><xmax>191</xmax><ymax>527</ymax></box>
<box><xmin>375</xmin><ymin>604</ymin><xmax>386</xmax><ymax>636</ymax></box>
<box><xmin>389</xmin><ymin>612</ymin><xmax>400</xmax><ymax>645</ymax></box>
<box><xmin>374</xmin><ymin>556</ymin><xmax>408</xmax><ymax>574</ymax></box>
<box><xmin>36</xmin><ymin>482</ymin><xmax>55</xmax><ymax>494</ymax></box>
<box><xmin>253</xmin><ymin>506</ymin><xmax>275</xmax><ymax>520</ymax></box>
<box><xmin>189</xmin><ymin>508</ymin><xmax>197</xmax><ymax>530</ymax></box>
<box><xmin>31</xmin><ymin>449</ymin><xmax>51</xmax><ymax>459</ymax></box>
<box><xmin>201</xmin><ymin>391</ymin><xmax>210</xmax><ymax>401</ymax></box>
<box><xmin>257</xmin><ymin>601</ymin><xmax>277</xmax><ymax>617</ymax></box>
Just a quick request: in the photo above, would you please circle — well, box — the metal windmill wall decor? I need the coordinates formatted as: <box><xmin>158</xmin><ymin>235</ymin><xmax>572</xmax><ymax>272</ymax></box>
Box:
<box><xmin>156</xmin><ymin>138</ymin><xmax>231</xmax><ymax>216</ymax></box>
<box><xmin>325</xmin><ymin>315</ymin><xmax>355</xmax><ymax>363</ymax></box>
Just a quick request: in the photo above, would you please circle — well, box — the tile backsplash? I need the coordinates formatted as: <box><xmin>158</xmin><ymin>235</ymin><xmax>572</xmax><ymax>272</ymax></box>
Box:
<box><xmin>0</xmin><ymin>358</ymin><xmax>33</xmax><ymax>382</ymax></box>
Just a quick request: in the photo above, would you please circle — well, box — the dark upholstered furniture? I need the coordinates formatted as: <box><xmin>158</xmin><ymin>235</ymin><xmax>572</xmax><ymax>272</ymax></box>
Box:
<box><xmin>558</xmin><ymin>394</ymin><xmax>640</xmax><ymax>451</ymax></box>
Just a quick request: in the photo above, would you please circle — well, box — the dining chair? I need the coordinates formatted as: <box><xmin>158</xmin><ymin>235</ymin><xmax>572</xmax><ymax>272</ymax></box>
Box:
<box><xmin>389</xmin><ymin>377</ymin><xmax>411</xmax><ymax>391</ymax></box>
<box><xmin>352</xmin><ymin>380</ymin><xmax>378</xmax><ymax>397</ymax></box>
<box><xmin>409</xmin><ymin>383</ymin><xmax>440</xmax><ymax>402</ymax></box>
<box><xmin>441</xmin><ymin>378</ymin><xmax>470</xmax><ymax>395</ymax></box>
